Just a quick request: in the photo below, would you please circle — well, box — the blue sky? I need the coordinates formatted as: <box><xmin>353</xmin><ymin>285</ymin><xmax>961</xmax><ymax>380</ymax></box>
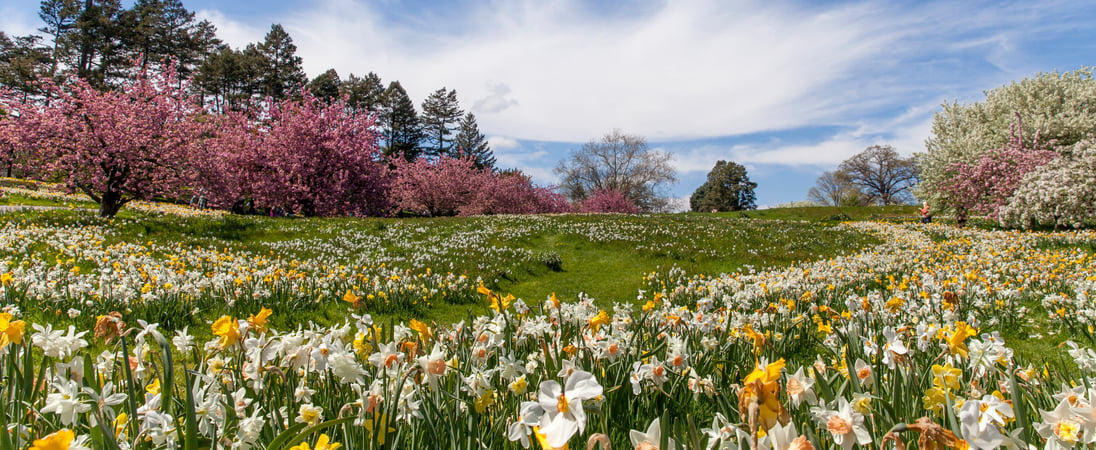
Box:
<box><xmin>4</xmin><ymin>0</ymin><xmax>1096</xmax><ymax>208</ymax></box>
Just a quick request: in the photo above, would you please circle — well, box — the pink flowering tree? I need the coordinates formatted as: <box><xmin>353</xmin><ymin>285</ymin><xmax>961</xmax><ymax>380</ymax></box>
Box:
<box><xmin>1</xmin><ymin>65</ymin><xmax>207</xmax><ymax>217</ymax></box>
<box><xmin>467</xmin><ymin>171</ymin><xmax>573</xmax><ymax>215</ymax></box>
<box><xmin>389</xmin><ymin>156</ymin><xmax>493</xmax><ymax>216</ymax></box>
<box><xmin>933</xmin><ymin>119</ymin><xmax>1058</xmax><ymax>221</ymax></box>
<box><xmin>579</xmin><ymin>188</ymin><xmax>641</xmax><ymax>214</ymax></box>
<box><xmin>209</xmin><ymin>91</ymin><xmax>390</xmax><ymax>217</ymax></box>
<box><xmin>390</xmin><ymin>158</ymin><xmax>572</xmax><ymax>216</ymax></box>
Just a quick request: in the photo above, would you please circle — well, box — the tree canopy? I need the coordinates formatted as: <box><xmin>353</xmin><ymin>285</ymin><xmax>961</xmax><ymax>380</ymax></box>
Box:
<box><xmin>556</xmin><ymin>130</ymin><xmax>676</xmax><ymax>213</ymax></box>
<box><xmin>689</xmin><ymin>160</ymin><xmax>756</xmax><ymax>212</ymax></box>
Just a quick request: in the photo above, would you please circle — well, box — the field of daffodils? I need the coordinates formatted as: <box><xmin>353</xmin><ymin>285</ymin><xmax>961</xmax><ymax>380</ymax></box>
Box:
<box><xmin>2</xmin><ymin>204</ymin><xmax>1096</xmax><ymax>449</ymax></box>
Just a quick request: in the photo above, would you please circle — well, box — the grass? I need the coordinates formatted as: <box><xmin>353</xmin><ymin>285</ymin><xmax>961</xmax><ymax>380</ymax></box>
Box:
<box><xmin>729</xmin><ymin>204</ymin><xmax>920</xmax><ymax>222</ymax></box>
<box><xmin>0</xmin><ymin>206</ymin><xmax>879</xmax><ymax>329</ymax></box>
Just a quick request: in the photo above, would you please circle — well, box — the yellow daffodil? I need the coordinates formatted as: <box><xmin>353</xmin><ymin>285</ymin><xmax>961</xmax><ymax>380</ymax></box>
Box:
<box><xmin>931</xmin><ymin>364</ymin><xmax>962</xmax><ymax>390</ymax></box>
<box><xmin>289</xmin><ymin>433</ymin><xmax>341</xmax><ymax>450</ymax></box>
<box><xmin>247</xmin><ymin>307</ymin><xmax>273</xmax><ymax>333</ymax></box>
<box><xmin>947</xmin><ymin>322</ymin><xmax>978</xmax><ymax>358</ymax></box>
<box><xmin>0</xmin><ymin>312</ymin><xmax>26</xmax><ymax>349</ymax></box>
<box><xmin>409</xmin><ymin>319</ymin><xmax>432</xmax><ymax>341</ymax></box>
<box><xmin>342</xmin><ymin>290</ymin><xmax>360</xmax><ymax>305</ymax></box>
<box><xmin>29</xmin><ymin>429</ymin><xmax>74</xmax><ymax>450</ymax></box>
<box><xmin>739</xmin><ymin>358</ymin><xmax>790</xmax><ymax>434</ymax></box>
<box><xmin>588</xmin><ymin>310</ymin><xmax>611</xmax><ymax>332</ymax></box>
<box><xmin>211</xmin><ymin>315</ymin><xmax>241</xmax><ymax>349</ymax></box>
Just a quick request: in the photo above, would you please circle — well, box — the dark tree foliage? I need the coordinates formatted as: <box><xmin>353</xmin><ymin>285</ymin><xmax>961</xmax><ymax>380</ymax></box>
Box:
<box><xmin>454</xmin><ymin>112</ymin><xmax>495</xmax><ymax>170</ymax></box>
<box><xmin>556</xmin><ymin>129</ymin><xmax>676</xmax><ymax>213</ymax></box>
<box><xmin>192</xmin><ymin>46</ymin><xmax>265</xmax><ymax>111</ymax></box>
<box><xmin>380</xmin><ymin>81</ymin><xmax>423</xmax><ymax>161</ymax></box>
<box><xmin>255</xmin><ymin>24</ymin><xmax>306</xmax><ymax>100</ymax></box>
<box><xmin>689</xmin><ymin>160</ymin><xmax>756</xmax><ymax>212</ymax></box>
<box><xmin>341</xmin><ymin>72</ymin><xmax>384</xmax><ymax>115</ymax></box>
<box><xmin>0</xmin><ymin>33</ymin><xmax>53</xmax><ymax>99</ymax></box>
<box><xmin>115</xmin><ymin>0</ymin><xmax>221</xmax><ymax>77</ymax></box>
<box><xmin>68</xmin><ymin>0</ymin><xmax>126</xmax><ymax>88</ymax></box>
<box><xmin>420</xmin><ymin>87</ymin><xmax>462</xmax><ymax>158</ymax></box>
<box><xmin>37</xmin><ymin>0</ymin><xmax>81</xmax><ymax>76</ymax></box>
<box><xmin>307</xmin><ymin>68</ymin><xmax>341</xmax><ymax>104</ymax></box>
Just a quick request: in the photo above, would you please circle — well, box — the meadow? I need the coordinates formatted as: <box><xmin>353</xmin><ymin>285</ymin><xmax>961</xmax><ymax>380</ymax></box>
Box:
<box><xmin>2</xmin><ymin>191</ymin><xmax>1096</xmax><ymax>449</ymax></box>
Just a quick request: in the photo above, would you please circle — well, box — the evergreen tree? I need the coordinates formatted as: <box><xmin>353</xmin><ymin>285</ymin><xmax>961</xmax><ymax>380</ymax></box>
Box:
<box><xmin>37</xmin><ymin>0</ymin><xmax>81</xmax><ymax>76</ymax></box>
<box><xmin>341</xmin><ymin>72</ymin><xmax>385</xmax><ymax>115</ymax></box>
<box><xmin>381</xmin><ymin>81</ymin><xmax>423</xmax><ymax>161</ymax></box>
<box><xmin>420</xmin><ymin>87</ymin><xmax>462</xmax><ymax>158</ymax></box>
<box><xmin>307</xmin><ymin>68</ymin><xmax>341</xmax><ymax>104</ymax></box>
<box><xmin>116</xmin><ymin>0</ymin><xmax>221</xmax><ymax>77</ymax></box>
<box><xmin>67</xmin><ymin>0</ymin><xmax>126</xmax><ymax>88</ymax></box>
<box><xmin>0</xmin><ymin>33</ymin><xmax>53</xmax><ymax>99</ymax></box>
<box><xmin>454</xmin><ymin>112</ymin><xmax>495</xmax><ymax>170</ymax></box>
<box><xmin>193</xmin><ymin>46</ymin><xmax>265</xmax><ymax>111</ymax></box>
<box><xmin>689</xmin><ymin>160</ymin><xmax>757</xmax><ymax>212</ymax></box>
<box><xmin>255</xmin><ymin>24</ymin><xmax>306</xmax><ymax>100</ymax></box>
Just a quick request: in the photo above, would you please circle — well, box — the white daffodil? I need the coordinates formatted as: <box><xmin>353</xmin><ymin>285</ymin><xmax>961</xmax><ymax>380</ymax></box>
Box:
<box><xmin>41</xmin><ymin>377</ymin><xmax>91</xmax><ymax>426</ymax></box>
<box><xmin>785</xmin><ymin>366</ymin><xmax>817</xmax><ymax>407</ymax></box>
<box><xmin>1037</xmin><ymin>398</ymin><xmax>1087</xmax><ymax>449</ymax></box>
<box><xmin>813</xmin><ymin>398</ymin><xmax>871</xmax><ymax>450</ymax></box>
<box><xmin>630</xmin><ymin>417</ymin><xmax>678</xmax><ymax>450</ymax></box>
<box><xmin>536</xmin><ymin>369</ymin><xmax>603</xmax><ymax>448</ymax></box>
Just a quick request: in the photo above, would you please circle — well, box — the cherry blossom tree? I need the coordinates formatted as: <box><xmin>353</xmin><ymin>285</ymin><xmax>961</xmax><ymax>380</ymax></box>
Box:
<box><xmin>1</xmin><ymin>65</ymin><xmax>206</xmax><ymax>217</ymax></box>
<box><xmin>390</xmin><ymin>156</ymin><xmax>570</xmax><ymax>216</ymax></box>
<box><xmin>206</xmin><ymin>91</ymin><xmax>390</xmax><ymax>217</ymax></box>
<box><xmin>579</xmin><ymin>188</ymin><xmax>641</xmax><ymax>214</ymax></box>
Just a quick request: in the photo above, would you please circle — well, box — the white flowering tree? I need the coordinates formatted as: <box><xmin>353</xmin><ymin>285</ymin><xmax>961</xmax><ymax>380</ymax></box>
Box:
<box><xmin>917</xmin><ymin>69</ymin><xmax>1096</xmax><ymax>209</ymax></box>
<box><xmin>999</xmin><ymin>139</ymin><xmax>1096</xmax><ymax>229</ymax></box>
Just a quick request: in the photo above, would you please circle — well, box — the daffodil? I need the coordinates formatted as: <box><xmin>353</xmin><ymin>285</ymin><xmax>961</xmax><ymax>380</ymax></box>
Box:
<box><xmin>588</xmin><ymin>310</ymin><xmax>611</xmax><ymax>332</ymax></box>
<box><xmin>947</xmin><ymin>322</ymin><xmax>978</xmax><ymax>358</ymax></box>
<box><xmin>29</xmin><ymin>429</ymin><xmax>79</xmax><ymax>450</ymax></box>
<box><xmin>211</xmin><ymin>315</ymin><xmax>241</xmax><ymax>349</ymax></box>
<box><xmin>739</xmin><ymin>358</ymin><xmax>790</xmax><ymax>434</ymax></box>
<box><xmin>247</xmin><ymin>307</ymin><xmax>272</xmax><ymax>332</ymax></box>
<box><xmin>289</xmin><ymin>433</ymin><xmax>341</xmax><ymax>450</ymax></box>
<box><xmin>630</xmin><ymin>417</ymin><xmax>678</xmax><ymax>450</ymax></box>
<box><xmin>536</xmin><ymin>370</ymin><xmax>603</xmax><ymax>448</ymax></box>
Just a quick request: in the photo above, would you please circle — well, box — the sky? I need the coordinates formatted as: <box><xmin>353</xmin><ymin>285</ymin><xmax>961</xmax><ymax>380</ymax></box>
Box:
<box><xmin>4</xmin><ymin>0</ymin><xmax>1096</xmax><ymax>209</ymax></box>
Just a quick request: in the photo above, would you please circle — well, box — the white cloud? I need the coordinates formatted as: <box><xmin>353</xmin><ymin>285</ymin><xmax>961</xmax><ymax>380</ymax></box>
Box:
<box><xmin>225</xmin><ymin>0</ymin><xmax>902</xmax><ymax>143</ymax></box>
<box><xmin>195</xmin><ymin>9</ymin><xmax>267</xmax><ymax>49</ymax></box>
<box><xmin>186</xmin><ymin>0</ymin><xmax>1086</xmax><ymax>149</ymax></box>
<box><xmin>473</xmin><ymin>81</ymin><xmax>519</xmax><ymax>114</ymax></box>
<box><xmin>487</xmin><ymin>136</ymin><xmax>520</xmax><ymax>151</ymax></box>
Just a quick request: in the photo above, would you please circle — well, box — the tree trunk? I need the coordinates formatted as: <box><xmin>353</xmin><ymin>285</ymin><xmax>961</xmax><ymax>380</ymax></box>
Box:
<box><xmin>99</xmin><ymin>190</ymin><xmax>124</xmax><ymax>217</ymax></box>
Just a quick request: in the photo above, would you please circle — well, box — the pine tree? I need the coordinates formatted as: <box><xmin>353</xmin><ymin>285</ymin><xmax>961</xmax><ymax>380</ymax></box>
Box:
<box><xmin>381</xmin><ymin>81</ymin><xmax>423</xmax><ymax>161</ymax></box>
<box><xmin>420</xmin><ymin>87</ymin><xmax>463</xmax><ymax>158</ymax></box>
<box><xmin>193</xmin><ymin>46</ymin><xmax>266</xmax><ymax>111</ymax></box>
<box><xmin>307</xmin><ymin>68</ymin><xmax>341</xmax><ymax>104</ymax></box>
<box><xmin>454</xmin><ymin>112</ymin><xmax>495</xmax><ymax>170</ymax></box>
<box><xmin>255</xmin><ymin>24</ymin><xmax>306</xmax><ymax>100</ymax></box>
<box><xmin>116</xmin><ymin>0</ymin><xmax>221</xmax><ymax>77</ymax></box>
<box><xmin>67</xmin><ymin>0</ymin><xmax>126</xmax><ymax>88</ymax></box>
<box><xmin>37</xmin><ymin>0</ymin><xmax>81</xmax><ymax>76</ymax></box>
<box><xmin>341</xmin><ymin>72</ymin><xmax>385</xmax><ymax>115</ymax></box>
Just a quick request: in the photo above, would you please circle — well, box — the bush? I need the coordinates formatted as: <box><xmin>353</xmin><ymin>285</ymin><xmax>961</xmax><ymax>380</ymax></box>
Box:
<box><xmin>579</xmin><ymin>188</ymin><xmax>640</xmax><ymax>214</ymax></box>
